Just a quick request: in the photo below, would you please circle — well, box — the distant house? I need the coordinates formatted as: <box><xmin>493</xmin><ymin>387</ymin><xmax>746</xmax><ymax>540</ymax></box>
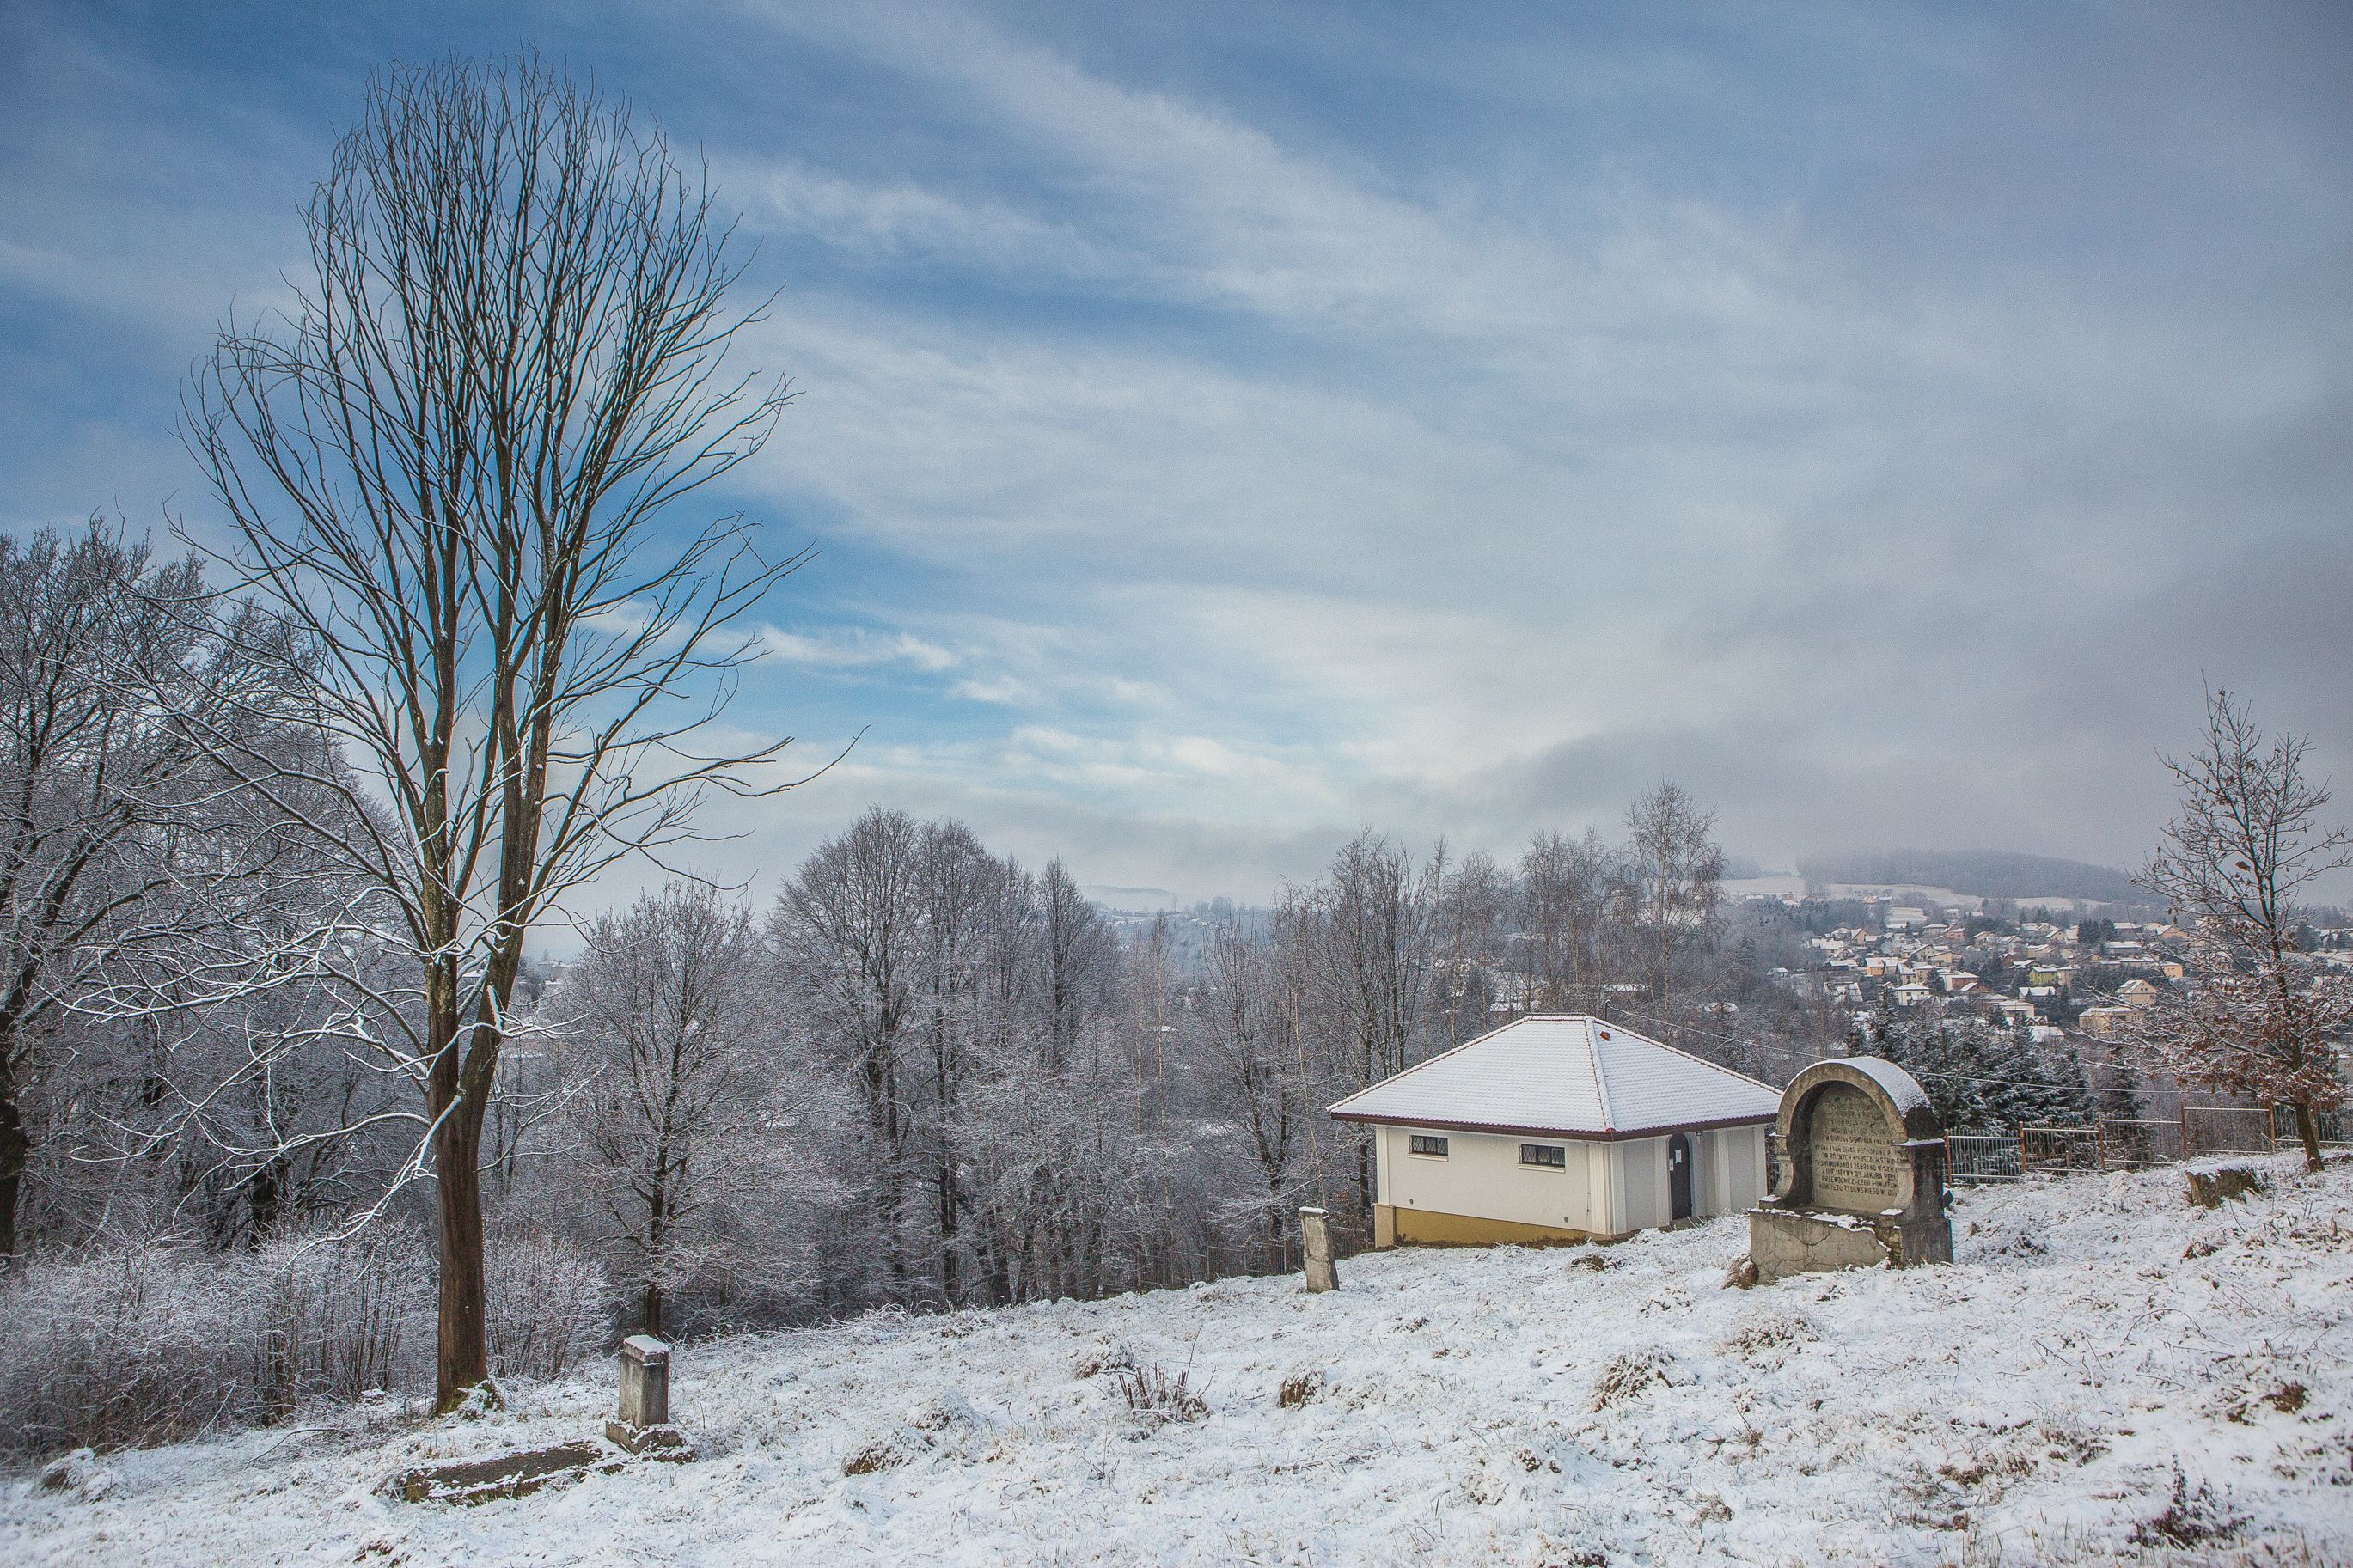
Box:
<box><xmin>1329</xmin><ymin>1016</ymin><xmax>1780</xmax><ymax>1248</ymax></box>
<box><xmin>2118</xmin><ymin>979</ymin><xmax>2161</xmax><ymax>1008</ymax></box>
<box><xmin>1887</xmin><ymin>906</ymin><xmax>1928</xmax><ymax>932</ymax></box>
<box><xmin>1891</xmin><ymin>982</ymin><xmax>1934</xmax><ymax>1007</ymax></box>
<box><xmin>2077</xmin><ymin>1004</ymin><xmax>2132</xmax><ymax>1038</ymax></box>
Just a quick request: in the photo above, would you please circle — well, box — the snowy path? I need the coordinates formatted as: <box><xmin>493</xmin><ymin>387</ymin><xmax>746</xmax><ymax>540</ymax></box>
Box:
<box><xmin>7</xmin><ymin>1157</ymin><xmax>2350</xmax><ymax>1565</ymax></box>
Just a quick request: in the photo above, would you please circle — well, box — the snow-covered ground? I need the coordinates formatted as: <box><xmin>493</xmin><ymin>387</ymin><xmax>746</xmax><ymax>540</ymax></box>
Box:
<box><xmin>8</xmin><ymin>1156</ymin><xmax>2350</xmax><ymax>1566</ymax></box>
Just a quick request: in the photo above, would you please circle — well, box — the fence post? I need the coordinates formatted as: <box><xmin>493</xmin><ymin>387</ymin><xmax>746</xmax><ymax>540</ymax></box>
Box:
<box><xmin>2179</xmin><ymin>1105</ymin><xmax>2193</xmax><ymax>1162</ymax></box>
<box><xmin>2095</xmin><ymin>1118</ymin><xmax>2106</xmax><ymax>1173</ymax></box>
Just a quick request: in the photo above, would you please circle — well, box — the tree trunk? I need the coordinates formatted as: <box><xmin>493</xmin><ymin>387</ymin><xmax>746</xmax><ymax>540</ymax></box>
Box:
<box><xmin>433</xmin><ymin>1108</ymin><xmax>494</xmax><ymax>1413</ymax></box>
<box><xmin>2292</xmin><ymin>1100</ymin><xmax>2325</xmax><ymax>1174</ymax></box>
<box><xmin>640</xmin><ymin>1279</ymin><xmax>664</xmax><ymax>1337</ymax></box>
<box><xmin>0</xmin><ymin>1073</ymin><xmax>27</xmax><ymax>1262</ymax></box>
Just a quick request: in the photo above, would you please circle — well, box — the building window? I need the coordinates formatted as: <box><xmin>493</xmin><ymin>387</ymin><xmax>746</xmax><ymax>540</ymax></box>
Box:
<box><xmin>1519</xmin><ymin>1143</ymin><xmax>1567</xmax><ymax>1168</ymax></box>
<box><xmin>1409</xmin><ymin>1134</ymin><xmax>1449</xmax><ymax>1157</ymax></box>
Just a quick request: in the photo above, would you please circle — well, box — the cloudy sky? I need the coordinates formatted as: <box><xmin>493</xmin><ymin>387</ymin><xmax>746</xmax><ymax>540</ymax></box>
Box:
<box><xmin>4</xmin><ymin>1</ymin><xmax>2349</xmax><ymax>904</ymax></box>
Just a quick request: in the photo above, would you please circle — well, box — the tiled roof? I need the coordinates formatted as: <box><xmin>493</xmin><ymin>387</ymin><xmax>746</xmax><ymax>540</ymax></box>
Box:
<box><xmin>1327</xmin><ymin>1015</ymin><xmax>1782</xmax><ymax>1139</ymax></box>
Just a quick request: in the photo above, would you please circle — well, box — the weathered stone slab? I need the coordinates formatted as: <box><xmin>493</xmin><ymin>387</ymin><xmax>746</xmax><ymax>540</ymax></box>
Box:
<box><xmin>1750</xmin><ymin>1208</ymin><xmax>1892</xmax><ymax>1280</ymax></box>
<box><xmin>383</xmin><ymin>1440</ymin><xmax>625</xmax><ymax>1505</ymax></box>
<box><xmin>604</xmin><ymin>1419</ymin><xmax>693</xmax><ymax>1457</ymax></box>
<box><xmin>2185</xmin><ymin>1163</ymin><xmax>2265</xmax><ymax>1208</ymax></box>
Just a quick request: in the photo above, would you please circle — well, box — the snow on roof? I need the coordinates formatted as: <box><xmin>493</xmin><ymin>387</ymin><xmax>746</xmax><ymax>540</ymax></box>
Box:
<box><xmin>1328</xmin><ymin>1015</ymin><xmax>1782</xmax><ymax>1140</ymax></box>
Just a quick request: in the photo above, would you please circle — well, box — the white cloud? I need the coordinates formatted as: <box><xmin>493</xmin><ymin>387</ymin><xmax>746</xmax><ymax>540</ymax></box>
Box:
<box><xmin>758</xmin><ymin>625</ymin><xmax>957</xmax><ymax>671</ymax></box>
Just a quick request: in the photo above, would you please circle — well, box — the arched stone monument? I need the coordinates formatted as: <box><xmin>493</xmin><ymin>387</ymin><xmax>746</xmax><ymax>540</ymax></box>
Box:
<box><xmin>1749</xmin><ymin>1057</ymin><xmax>1952</xmax><ymax>1284</ymax></box>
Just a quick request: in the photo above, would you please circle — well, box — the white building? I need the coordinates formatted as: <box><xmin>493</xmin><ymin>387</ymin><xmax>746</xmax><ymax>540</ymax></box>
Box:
<box><xmin>1329</xmin><ymin>1016</ymin><xmax>1781</xmax><ymax>1248</ymax></box>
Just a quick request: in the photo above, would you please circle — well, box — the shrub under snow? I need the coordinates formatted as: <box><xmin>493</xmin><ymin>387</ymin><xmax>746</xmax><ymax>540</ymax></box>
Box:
<box><xmin>0</xmin><ymin>1242</ymin><xmax>254</xmax><ymax>1455</ymax></box>
<box><xmin>485</xmin><ymin>1223</ymin><xmax>611</xmax><ymax>1383</ymax></box>
<box><xmin>0</xmin><ymin>1220</ymin><xmax>609</xmax><ymax>1458</ymax></box>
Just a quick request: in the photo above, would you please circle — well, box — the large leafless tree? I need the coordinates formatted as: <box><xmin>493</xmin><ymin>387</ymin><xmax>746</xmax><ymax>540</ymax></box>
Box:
<box><xmin>186</xmin><ymin>55</ymin><xmax>797</xmax><ymax>1409</ymax></box>
<box><xmin>2133</xmin><ymin>689</ymin><xmax>2352</xmax><ymax>1170</ymax></box>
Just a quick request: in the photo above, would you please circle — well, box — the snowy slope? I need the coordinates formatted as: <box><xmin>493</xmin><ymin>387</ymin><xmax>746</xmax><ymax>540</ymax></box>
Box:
<box><xmin>7</xmin><ymin>1156</ymin><xmax>2351</xmax><ymax>1566</ymax></box>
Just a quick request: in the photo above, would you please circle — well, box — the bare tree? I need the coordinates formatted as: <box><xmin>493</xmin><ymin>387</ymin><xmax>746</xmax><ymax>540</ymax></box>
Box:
<box><xmin>0</xmin><ymin>523</ymin><xmax>222</xmax><ymax>1260</ymax></box>
<box><xmin>1036</xmin><ymin>858</ymin><xmax>1113</xmax><ymax>1075</ymax></box>
<box><xmin>2133</xmin><ymin>690</ymin><xmax>2353</xmax><ymax>1170</ymax></box>
<box><xmin>1431</xmin><ymin>849</ymin><xmax>1509</xmax><ymax>1040</ymax></box>
<box><xmin>563</xmin><ymin>883</ymin><xmax>777</xmax><ymax>1334</ymax></box>
<box><xmin>771</xmin><ymin>807</ymin><xmax>922</xmax><ymax>1304</ymax></box>
<box><xmin>1199</xmin><ymin>926</ymin><xmax>1302</xmax><ymax>1262</ymax></box>
<box><xmin>1300</xmin><ymin>832</ymin><xmax>1436</xmax><ymax>1218</ymax></box>
<box><xmin>1623</xmin><ymin>781</ymin><xmax>1726</xmax><ymax>1005</ymax></box>
<box><xmin>1517</xmin><ymin>828</ymin><xmax>1622</xmax><ymax>1013</ymax></box>
<box><xmin>185</xmin><ymin>55</ymin><xmax>796</xmax><ymax>1409</ymax></box>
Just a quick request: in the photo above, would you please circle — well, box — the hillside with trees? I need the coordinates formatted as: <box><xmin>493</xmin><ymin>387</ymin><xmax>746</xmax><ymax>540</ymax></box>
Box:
<box><xmin>1796</xmin><ymin>849</ymin><xmax>2143</xmax><ymax>905</ymax></box>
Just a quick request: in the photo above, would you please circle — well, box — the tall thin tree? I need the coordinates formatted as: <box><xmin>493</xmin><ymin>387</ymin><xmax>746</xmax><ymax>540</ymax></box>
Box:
<box><xmin>186</xmin><ymin>55</ymin><xmax>798</xmax><ymax>1409</ymax></box>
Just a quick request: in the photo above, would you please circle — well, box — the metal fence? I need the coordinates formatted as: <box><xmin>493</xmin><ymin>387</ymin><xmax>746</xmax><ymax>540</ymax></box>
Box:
<box><xmin>1945</xmin><ymin>1134</ymin><xmax>2025</xmax><ymax>1186</ymax></box>
<box><xmin>1943</xmin><ymin>1106</ymin><xmax>2334</xmax><ymax>1185</ymax></box>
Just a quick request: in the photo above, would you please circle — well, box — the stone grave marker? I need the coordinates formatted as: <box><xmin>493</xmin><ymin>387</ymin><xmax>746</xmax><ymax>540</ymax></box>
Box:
<box><xmin>607</xmin><ymin>1334</ymin><xmax>690</xmax><ymax>1455</ymax></box>
<box><xmin>1749</xmin><ymin>1057</ymin><xmax>1952</xmax><ymax>1284</ymax></box>
<box><xmin>1299</xmin><ymin>1206</ymin><xmax>1338</xmax><ymax>1292</ymax></box>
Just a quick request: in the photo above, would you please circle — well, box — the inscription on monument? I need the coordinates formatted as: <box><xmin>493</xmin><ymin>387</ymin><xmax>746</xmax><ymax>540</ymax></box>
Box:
<box><xmin>1806</xmin><ymin>1083</ymin><xmax>1899</xmax><ymax>1211</ymax></box>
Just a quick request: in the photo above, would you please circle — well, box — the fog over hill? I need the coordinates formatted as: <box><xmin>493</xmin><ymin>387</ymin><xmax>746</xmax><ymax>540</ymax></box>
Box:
<box><xmin>1795</xmin><ymin>850</ymin><xmax>2142</xmax><ymax>906</ymax></box>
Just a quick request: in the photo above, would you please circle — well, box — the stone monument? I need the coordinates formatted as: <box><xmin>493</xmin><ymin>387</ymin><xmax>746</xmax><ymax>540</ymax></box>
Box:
<box><xmin>1748</xmin><ymin>1057</ymin><xmax>1952</xmax><ymax>1284</ymax></box>
<box><xmin>605</xmin><ymin>1334</ymin><xmax>689</xmax><ymax>1455</ymax></box>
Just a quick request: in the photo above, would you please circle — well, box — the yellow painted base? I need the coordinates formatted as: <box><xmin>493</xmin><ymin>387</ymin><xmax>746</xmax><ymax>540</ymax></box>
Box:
<box><xmin>1376</xmin><ymin>1203</ymin><xmax>1593</xmax><ymax>1249</ymax></box>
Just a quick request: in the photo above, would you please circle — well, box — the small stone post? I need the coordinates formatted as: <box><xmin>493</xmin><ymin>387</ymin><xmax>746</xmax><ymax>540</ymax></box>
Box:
<box><xmin>1299</xmin><ymin>1206</ymin><xmax>1338</xmax><ymax>1293</ymax></box>
<box><xmin>606</xmin><ymin>1334</ymin><xmax>687</xmax><ymax>1455</ymax></box>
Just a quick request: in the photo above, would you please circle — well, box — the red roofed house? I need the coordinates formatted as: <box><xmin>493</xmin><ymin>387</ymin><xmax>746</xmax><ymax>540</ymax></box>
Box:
<box><xmin>1329</xmin><ymin>1015</ymin><xmax>1781</xmax><ymax>1248</ymax></box>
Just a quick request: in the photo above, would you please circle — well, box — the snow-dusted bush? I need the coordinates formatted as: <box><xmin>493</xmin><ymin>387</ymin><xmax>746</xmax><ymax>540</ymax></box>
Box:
<box><xmin>1109</xmin><ymin>1358</ymin><xmax>1208</xmax><ymax>1426</ymax></box>
<box><xmin>485</xmin><ymin>1223</ymin><xmax>610</xmax><ymax>1382</ymax></box>
<box><xmin>253</xmin><ymin>1221</ymin><xmax>433</xmax><ymax>1417</ymax></box>
<box><xmin>0</xmin><ymin>1242</ymin><xmax>254</xmax><ymax>1455</ymax></box>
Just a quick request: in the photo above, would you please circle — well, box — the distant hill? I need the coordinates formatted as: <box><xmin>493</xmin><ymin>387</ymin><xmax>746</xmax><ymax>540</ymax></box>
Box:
<box><xmin>1794</xmin><ymin>849</ymin><xmax>2142</xmax><ymax>905</ymax></box>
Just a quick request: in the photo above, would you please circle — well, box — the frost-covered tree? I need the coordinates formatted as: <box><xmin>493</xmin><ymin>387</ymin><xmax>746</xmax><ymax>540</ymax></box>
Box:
<box><xmin>1624</xmin><ymin>780</ymin><xmax>1727</xmax><ymax>1004</ymax></box>
<box><xmin>1433</xmin><ymin>848</ymin><xmax>1510</xmax><ymax>1041</ymax></box>
<box><xmin>561</xmin><ymin>883</ymin><xmax>783</xmax><ymax>1335</ymax></box>
<box><xmin>0</xmin><ymin>524</ymin><xmax>229</xmax><ymax>1260</ymax></box>
<box><xmin>1199</xmin><ymin>925</ymin><xmax>1305</xmax><ymax>1262</ymax></box>
<box><xmin>2131</xmin><ymin>690</ymin><xmax>2352</xmax><ymax>1170</ymax></box>
<box><xmin>1516</xmin><ymin>828</ymin><xmax>1622</xmax><ymax>1013</ymax></box>
<box><xmin>771</xmin><ymin>807</ymin><xmax>924</xmax><ymax>1304</ymax></box>
<box><xmin>1292</xmin><ymin>832</ymin><xmax>1438</xmax><ymax>1222</ymax></box>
